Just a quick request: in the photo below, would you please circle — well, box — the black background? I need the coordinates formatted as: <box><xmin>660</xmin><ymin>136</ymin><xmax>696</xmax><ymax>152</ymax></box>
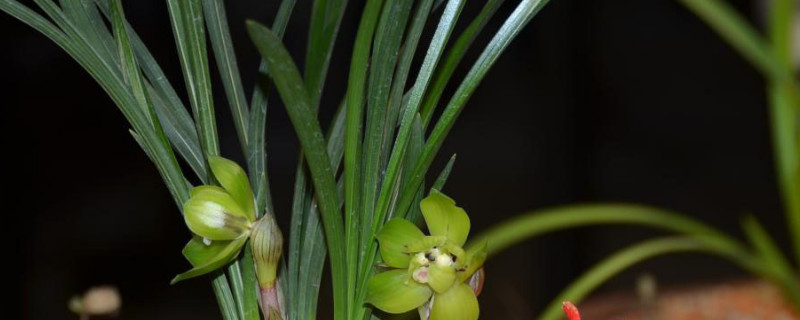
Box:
<box><xmin>4</xmin><ymin>0</ymin><xmax>787</xmax><ymax>319</ymax></box>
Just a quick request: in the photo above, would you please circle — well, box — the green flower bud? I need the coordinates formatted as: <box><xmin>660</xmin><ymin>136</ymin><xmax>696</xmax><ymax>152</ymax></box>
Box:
<box><xmin>250</xmin><ymin>214</ymin><xmax>283</xmax><ymax>288</ymax></box>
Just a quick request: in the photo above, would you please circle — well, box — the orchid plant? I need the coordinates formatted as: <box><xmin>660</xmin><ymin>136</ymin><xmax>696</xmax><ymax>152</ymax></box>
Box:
<box><xmin>0</xmin><ymin>0</ymin><xmax>564</xmax><ymax>319</ymax></box>
<box><xmin>9</xmin><ymin>0</ymin><xmax>795</xmax><ymax>319</ymax></box>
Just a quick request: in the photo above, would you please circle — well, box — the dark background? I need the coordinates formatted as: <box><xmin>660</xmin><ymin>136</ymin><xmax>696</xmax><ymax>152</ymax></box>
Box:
<box><xmin>3</xmin><ymin>0</ymin><xmax>786</xmax><ymax>319</ymax></box>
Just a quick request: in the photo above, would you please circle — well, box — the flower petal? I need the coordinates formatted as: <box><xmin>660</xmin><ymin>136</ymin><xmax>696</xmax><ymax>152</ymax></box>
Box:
<box><xmin>209</xmin><ymin>156</ymin><xmax>256</xmax><ymax>221</ymax></box>
<box><xmin>171</xmin><ymin>236</ymin><xmax>248</xmax><ymax>284</ymax></box>
<box><xmin>405</xmin><ymin>235</ymin><xmax>447</xmax><ymax>253</ymax></box>
<box><xmin>378</xmin><ymin>218</ymin><xmax>425</xmax><ymax>268</ymax></box>
<box><xmin>367</xmin><ymin>269</ymin><xmax>433</xmax><ymax>314</ymax></box>
<box><xmin>430</xmin><ymin>283</ymin><xmax>479</xmax><ymax>320</ymax></box>
<box><xmin>182</xmin><ymin>236</ymin><xmax>230</xmax><ymax>267</ymax></box>
<box><xmin>428</xmin><ymin>263</ymin><xmax>457</xmax><ymax>293</ymax></box>
<box><xmin>420</xmin><ymin>190</ymin><xmax>470</xmax><ymax>246</ymax></box>
<box><xmin>189</xmin><ymin>185</ymin><xmax>227</xmax><ymax>197</ymax></box>
<box><xmin>183</xmin><ymin>189</ymin><xmax>251</xmax><ymax>240</ymax></box>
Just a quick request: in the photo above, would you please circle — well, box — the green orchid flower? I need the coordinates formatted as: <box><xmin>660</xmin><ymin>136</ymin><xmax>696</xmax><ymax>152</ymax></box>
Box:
<box><xmin>366</xmin><ymin>190</ymin><xmax>487</xmax><ymax>320</ymax></box>
<box><xmin>172</xmin><ymin>156</ymin><xmax>257</xmax><ymax>284</ymax></box>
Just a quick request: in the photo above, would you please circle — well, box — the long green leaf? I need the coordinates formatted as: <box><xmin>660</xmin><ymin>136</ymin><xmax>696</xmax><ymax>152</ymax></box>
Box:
<box><xmin>166</xmin><ymin>0</ymin><xmax>219</xmax><ymax>164</ymax></box>
<box><xmin>420</xmin><ymin>0</ymin><xmax>506</xmax><ymax>128</ymax></box>
<box><xmin>354</xmin><ymin>0</ymin><xmax>415</xmax><ymax>313</ymax></box>
<box><xmin>290</xmin><ymin>100</ymin><xmax>347</xmax><ymax>320</ymax></box>
<box><xmin>211</xmin><ymin>272</ymin><xmax>242</xmax><ymax>320</ymax></box>
<box><xmin>93</xmin><ymin>0</ymin><xmax>208</xmax><ymax>182</ymax></box>
<box><xmin>393</xmin><ymin>0</ymin><xmax>551</xmax><ymax>220</ymax></box>
<box><xmin>247</xmin><ymin>0</ymin><xmax>295</xmax><ymax>218</ymax></box>
<box><xmin>305</xmin><ymin>0</ymin><xmax>348</xmax><ymax>106</ymax></box>
<box><xmin>60</xmin><ymin>0</ymin><xmax>117</xmax><ymax>65</ymax></box>
<box><xmin>394</xmin><ymin>115</ymin><xmax>425</xmax><ymax>223</ymax></box>
<box><xmin>344</xmin><ymin>2</ymin><xmax>383</xmax><ymax>317</ymax></box>
<box><xmin>202</xmin><ymin>0</ymin><xmax>250</xmax><ymax>152</ymax></box>
<box><xmin>246</xmin><ymin>21</ymin><xmax>348</xmax><ymax>320</ymax></box>
<box><xmin>381</xmin><ymin>0</ymin><xmax>435</xmax><ymax>158</ymax></box>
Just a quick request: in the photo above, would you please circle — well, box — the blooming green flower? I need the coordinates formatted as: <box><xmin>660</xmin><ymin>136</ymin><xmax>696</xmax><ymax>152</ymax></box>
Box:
<box><xmin>366</xmin><ymin>190</ymin><xmax>487</xmax><ymax>320</ymax></box>
<box><xmin>172</xmin><ymin>156</ymin><xmax>257</xmax><ymax>284</ymax></box>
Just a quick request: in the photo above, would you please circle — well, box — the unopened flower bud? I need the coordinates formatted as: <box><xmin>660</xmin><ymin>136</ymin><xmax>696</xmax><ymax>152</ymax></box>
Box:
<box><xmin>562</xmin><ymin>301</ymin><xmax>581</xmax><ymax>320</ymax></box>
<box><xmin>250</xmin><ymin>214</ymin><xmax>285</xmax><ymax>319</ymax></box>
<box><xmin>251</xmin><ymin>214</ymin><xmax>283</xmax><ymax>288</ymax></box>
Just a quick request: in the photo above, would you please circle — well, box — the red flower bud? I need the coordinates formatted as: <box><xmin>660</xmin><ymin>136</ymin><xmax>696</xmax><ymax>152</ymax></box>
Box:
<box><xmin>562</xmin><ymin>301</ymin><xmax>581</xmax><ymax>320</ymax></box>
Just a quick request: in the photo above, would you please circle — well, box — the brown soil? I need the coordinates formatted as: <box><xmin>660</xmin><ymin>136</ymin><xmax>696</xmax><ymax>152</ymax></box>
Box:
<box><xmin>578</xmin><ymin>280</ymin><xmax>799</xmax><ymax>319</ymax></box>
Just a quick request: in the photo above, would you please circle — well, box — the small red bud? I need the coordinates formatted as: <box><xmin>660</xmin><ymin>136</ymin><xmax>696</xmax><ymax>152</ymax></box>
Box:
<box><xmin>562</xmin><ymin>301</ymin><xmax>581</xmax><ymax>320</ymax></box>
